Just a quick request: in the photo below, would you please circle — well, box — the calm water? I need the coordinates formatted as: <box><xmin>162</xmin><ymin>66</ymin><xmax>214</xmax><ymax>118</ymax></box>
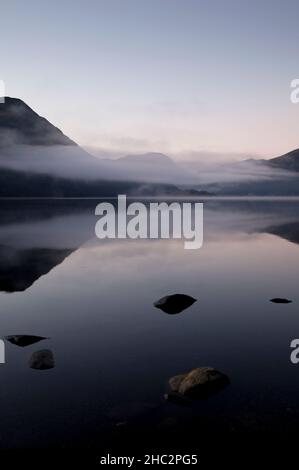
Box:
<box><xmin>1</xmin><ymin>199</ymin><xmax>299</xmax><ymax>448</ymax></box>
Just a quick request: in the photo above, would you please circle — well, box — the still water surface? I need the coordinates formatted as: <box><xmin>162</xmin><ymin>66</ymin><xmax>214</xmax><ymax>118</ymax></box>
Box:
<box><xmin>0</xmin><ymin>199</ymin><xmax>298</xmax><ymax>447</ymax></box>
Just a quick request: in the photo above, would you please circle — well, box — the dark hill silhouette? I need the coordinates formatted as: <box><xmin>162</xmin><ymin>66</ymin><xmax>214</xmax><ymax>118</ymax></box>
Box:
<box><xmin>239</xmin><ymin>148</ymin><xmax>299</xmax><ymax>174</ymax></box>
<box><xmin>0</xmin><ymin>97</ymin><xmax>75</xmax><ymax>146</ymax></box>
<box><xmin>268</xmin><ymin>148</ymin><xmax>299</xmax><ymax>172</ymax></box>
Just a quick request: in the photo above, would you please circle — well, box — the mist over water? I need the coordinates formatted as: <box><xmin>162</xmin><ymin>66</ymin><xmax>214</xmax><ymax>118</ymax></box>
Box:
<box><xmin>0</xmin><ymin>141</ymin><xmax>296</xmax><ymax>190</ymax></box>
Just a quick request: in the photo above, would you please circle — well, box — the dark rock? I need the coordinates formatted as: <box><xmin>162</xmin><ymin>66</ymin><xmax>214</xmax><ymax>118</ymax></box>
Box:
<box><xmin>5</xmin><ymin>335</ymin><xmax>48</xmax><ymax>347</ymax></box>
<box><xmin>270</xmin><ymin>298</ymin><xmax>292</xmax><ymax>304</ymax></box>
<box><xmin>169</xmin><ymin>367</ymin><xmax>230</xmax><ymax>399</ymax></box>
<box><xmin>154</xmin><ymin>294</ymin><xmax>196</xmax><ymax>314</ymax></box>
<box><xmin>29</xmin><ymin>349</ymin><xmax>55</xmax><ymax>370</ymax></box>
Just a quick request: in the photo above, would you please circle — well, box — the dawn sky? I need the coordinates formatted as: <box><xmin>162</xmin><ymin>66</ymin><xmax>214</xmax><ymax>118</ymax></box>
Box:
<box><xmin>1</xmin><ymin>0</ymin><xmax>299</xmax><ymax>160</ymax></box>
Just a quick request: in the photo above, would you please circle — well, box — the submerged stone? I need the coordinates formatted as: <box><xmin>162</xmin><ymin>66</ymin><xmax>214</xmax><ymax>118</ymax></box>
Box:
<box><xmin>154</xmin><ymin>294</ymin><xmax>196</xmax><ymax>314</ymax></box>
<box><xmin>169</xmin><ymin>367</ymin><xmax>230</xmax><ymax>399</ymax></box>
<box><xmin>5</xmin><ymin>335</ymin><xmax>48</xmax><ymax>347</ymax></box>
<box><xmin>270</xmin><ymin>298</ymin><xmax>292</xmax><ymax>304</ymax></box>
<box><xmin>29</xmin><ymin>349</ymin><xmax>55</xmax><ymax>370</ymax></box>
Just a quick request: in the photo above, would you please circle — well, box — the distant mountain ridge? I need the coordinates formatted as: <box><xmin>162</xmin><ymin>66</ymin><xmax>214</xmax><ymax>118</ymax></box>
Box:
<box><xmin>118</xmin><ymin>152</ymin><xmax>175</xmax><ymax>166</ymax></box>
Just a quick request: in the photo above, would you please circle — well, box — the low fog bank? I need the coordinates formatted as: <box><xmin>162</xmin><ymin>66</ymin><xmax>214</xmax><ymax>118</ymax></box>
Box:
<box><xmin>1</xmin><ymin>98</ymin><xmax>296</xmax><ymax>193</ymax></box>
<box><xmin>0</xmin><ymin>144</ymin><xmax>105</xmax><ymax>180</ymax></box>
<box><xmin>84</xmin><ymin>146</ymin><xmax>295</xmax><ymax>186</ymax></box>
<box><xmin>0</xmin><ymin>144</ymin><xmax>296</xmax><ymax>192</ymax></box>
<box><xmin>180</xmin><ymin>159</ymin><xmax>297</xmax><ymax>185</ymax></box>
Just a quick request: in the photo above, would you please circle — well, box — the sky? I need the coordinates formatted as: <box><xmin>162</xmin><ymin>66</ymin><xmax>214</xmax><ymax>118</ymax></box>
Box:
<box><xmin>1</xmin><ymin>0</ymin><xmax>299</xmax><ymax>160</ymax></box>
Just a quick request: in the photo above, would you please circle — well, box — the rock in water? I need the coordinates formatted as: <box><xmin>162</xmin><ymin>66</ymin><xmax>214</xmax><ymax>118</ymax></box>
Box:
<box><xmin>270</xmin><ymin>298</ymin><xmax>292</xmax><ymax>304</ymax></box>
<box><xmin>29</xmin><ymin>349</ymin><xmax>55</xmax><ymax>370</ymax></box>
<box><xmin>154</xmin><ymin>294</ymin><xmax>196</xmax><ymax>314</ymax></box>
<box><xmin>169</xmin><ymin>367</ymin><xmax>230</xmax><ymax>398</ymax></box>
<box><xmin>5</xmin><ymin>335</ymin><xmax>48</xmax><ymax>347</ymax></box>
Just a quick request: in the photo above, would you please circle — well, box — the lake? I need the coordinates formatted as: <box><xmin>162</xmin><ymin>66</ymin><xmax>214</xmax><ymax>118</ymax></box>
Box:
<box><xmin>0</xmin><ymin>198</ymin><xmax>299</xmax><ymax>450</ymax></box>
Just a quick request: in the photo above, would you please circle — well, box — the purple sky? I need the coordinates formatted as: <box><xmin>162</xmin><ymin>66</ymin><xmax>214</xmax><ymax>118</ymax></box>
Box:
<box><xmin>1</xmin><ymin>0</ymin><xmax>299</xmax><ymax>160</ymax></box>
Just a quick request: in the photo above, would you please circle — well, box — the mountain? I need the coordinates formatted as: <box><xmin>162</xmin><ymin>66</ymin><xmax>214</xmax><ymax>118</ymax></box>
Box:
<box><xmin>0</xmin><ymin>97</ymin><xmax>75</xmax><ymax>146</ymax></box>
<box><xmin>101</xmin><ymin>152</ymin><xmax>206</xmax><ymax>185</ymax></box>
<box><xmin>238</xmin><ymin>149</ymin><xmax>299</xmax><ymax>173</ymax></box>
<box><xmin>267</xmin><ymin>148</ymin><xmax>299</xmax><ymax>172</ymax></box>
<box><xmin>0</xmin><ymin>97</ymin><xmax>105</xmax><ymax>176</ymax></box>
<box><xmin>196</xmin><ymin>148</ymin><xmax>299</xmax><ymax>196</ymax></box>
<box><xmin>112</xmin><ymin>152</ymin><xmax>187</xmax><ymax>183</ymax></box>
<box><xmin>0</xmin><ymin>97</ymin><xmax>208</xmax><ymax>197</ymax></box>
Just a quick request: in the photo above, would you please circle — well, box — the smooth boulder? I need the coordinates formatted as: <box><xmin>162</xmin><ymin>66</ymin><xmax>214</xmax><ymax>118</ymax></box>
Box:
<box><xmin>169</xmin><ymin>367</ymin><xmax>229</xmax><ymax>399</ymax></box>
<box><xmin>270</xmin><ymin>298</ymin><xmax>292</xmax><ymax>304</ymax></box>
<box><xmin>154</xmin><ymin>294</ymin><xmax>196</xmax><ymax>314</ymax></box>
<box><xmin>29</xmin><ymin>349</ymin><xmax>55</xmax><ymax>370</ymax></box>
<box><xmin>6</xmin><ymin>335</ymin><xmax>48</xmax><ymax>347</ymax></box>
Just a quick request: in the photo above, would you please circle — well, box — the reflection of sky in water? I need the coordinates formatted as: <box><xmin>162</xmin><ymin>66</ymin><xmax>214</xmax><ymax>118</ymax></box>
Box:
<box><xmin>0</xmin><ymin>200</ymin><xmax>299</xmax><ymax>446</ymax></box>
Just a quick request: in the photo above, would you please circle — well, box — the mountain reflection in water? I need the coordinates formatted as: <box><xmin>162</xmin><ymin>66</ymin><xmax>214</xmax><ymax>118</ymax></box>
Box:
<box><xmin>0</xmin><ymin>199</ymin><xmax>299</xmax><ymax>293</ymax></box>
<box><xmin>0</xmin><ymin>200</ymin><xmax>95</xmax><ymax>292</ymax></box>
